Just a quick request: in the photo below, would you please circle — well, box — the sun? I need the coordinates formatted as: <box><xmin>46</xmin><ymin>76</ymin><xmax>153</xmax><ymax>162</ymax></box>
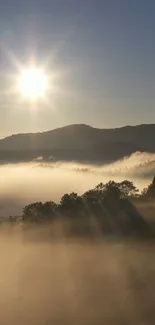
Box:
<box><xmin>17</xmin><ymin>67</ymin><xmax>48</xmax><ymax>100</ymax></box>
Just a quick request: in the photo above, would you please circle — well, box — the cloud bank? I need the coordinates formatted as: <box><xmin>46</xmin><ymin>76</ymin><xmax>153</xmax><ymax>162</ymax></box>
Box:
<box><xmin>0</xmin><ymin>151</ymin><xmax>155</xmax><ymax>216</ymax></box>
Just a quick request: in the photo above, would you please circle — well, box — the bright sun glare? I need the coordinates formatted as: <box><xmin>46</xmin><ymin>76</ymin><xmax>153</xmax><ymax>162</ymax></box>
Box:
<box><xmin>17</xmin><ymin>67</ymin><xmax>48</xmax><ymax>99</ymax></box>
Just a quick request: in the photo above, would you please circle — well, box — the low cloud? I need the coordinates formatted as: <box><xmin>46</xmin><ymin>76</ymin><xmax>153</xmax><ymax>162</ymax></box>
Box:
<box><xmin>0</xmin><ymin>151</ymin><xmax>155</xmax><ymax>216</ymax></box>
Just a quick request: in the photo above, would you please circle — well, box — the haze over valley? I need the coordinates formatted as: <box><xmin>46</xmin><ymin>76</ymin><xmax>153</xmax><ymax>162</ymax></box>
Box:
<box><xmin>1</xmin><ymin>1</ymin><xmax>155</xmax><ymax>324</ymax></box>
<box><xmin>0</xmin><ymin>124</ymin><xmax>155</xmax><ymax>216</ymax></box>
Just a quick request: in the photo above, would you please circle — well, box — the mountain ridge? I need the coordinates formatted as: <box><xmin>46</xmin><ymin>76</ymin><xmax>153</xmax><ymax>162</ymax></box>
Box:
<box><xmin>2</xmin><ymin>123</ymin><xmax>155</xmax><ymax>139</ymax></box>
<box><xmin>0</xmin><ymin>123</ymin><xmax>155</xmax><ymax>163</ymax></box>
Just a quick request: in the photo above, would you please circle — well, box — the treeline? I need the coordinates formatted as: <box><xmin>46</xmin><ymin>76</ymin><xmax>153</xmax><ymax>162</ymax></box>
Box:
<box><xmin>9</xmin><ymin>178</ymin><xmax>155</xmax><ymax>238</ymax></box>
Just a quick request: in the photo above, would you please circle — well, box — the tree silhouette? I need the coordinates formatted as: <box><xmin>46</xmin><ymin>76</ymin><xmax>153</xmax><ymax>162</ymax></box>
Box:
<box><xmin>23</xmin><ymin>201</ymin><xmax>57</xmax><ymax>223</ymax></box>
<box><xmin>141</xmin><ymin>176</ymin><xmax>155</xmax><ymax>199</ymax></box>
<box><xmin>96</xmin><ymin>180</ymin><xmax>138</xmax><ymax>199</ymax></box>
<box><xmin>59</xmin><ymin>192</ymin><xmax>84</xmax><ymax>219</ymax></box>
<box><xmin>20</xmin><ymin>178</ymin><xmax>154</xmax><ymax>238</ymax></box>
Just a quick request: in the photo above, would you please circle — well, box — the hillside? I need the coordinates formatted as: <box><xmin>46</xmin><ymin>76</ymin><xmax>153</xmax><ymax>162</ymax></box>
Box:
<box><xmin>0</xmin><ymin>123</ymin><xmax>155</xmax><ymax>163</ymax></box>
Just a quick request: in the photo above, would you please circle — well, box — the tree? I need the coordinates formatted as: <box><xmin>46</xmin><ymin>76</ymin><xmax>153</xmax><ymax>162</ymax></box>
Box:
<box><xmin>59</xmin><ymin>192</ymin><xmax>83</xmax><ymax>217</ymax></box>
<box><xmin>20</xmin><ymin>178</ymin><xmax>154</xmax><ymax>238</ymax></box>
<box><xmin>40</xmin><ymin>201</ymin><xmax>57</xmax><ymax>219</ymax></box>
<box><xmin>96</xmin><ymin>180</ymin><xmax>139</xmax><ymax>199</ymax></box>
<box><xmin>22</xmin><ymin>201</ymin><xmax>57</xmax><ymax>222</ymax></box>
<box><xmin>22</xmin><ymin>202</ymin><xmax>41</xmax><ymax>222</ymax></box>
<box><xmin>141</xmin><ymin>176</ymin><xmax>155</xmax><ymax>199</ymax></box>
<box><xmin>117</xmin><ymin>180</ymin><xmax>139</xmax><ymax>198</ymax></box>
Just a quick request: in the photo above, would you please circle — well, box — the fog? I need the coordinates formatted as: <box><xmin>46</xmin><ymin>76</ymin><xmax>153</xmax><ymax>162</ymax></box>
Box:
<box><xmin>0</xmin><ymin>152</ymin><xmax>155</xmax><ymax>324</ymax></box>
<box><xmin>0</xmin><ymin>234</ymin><xmax>155</xmax><ymax>325</ymax></box>
<box><xmin>1</xmin><ymin>151</ymin><xmax>155</xmax><ymax>216</ymax></box>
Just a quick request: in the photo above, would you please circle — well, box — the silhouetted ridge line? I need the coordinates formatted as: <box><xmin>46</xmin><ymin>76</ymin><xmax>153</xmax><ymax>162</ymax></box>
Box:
<box><xmin>0</xmin><ymin>123</ymin><xmax>155</xmax><ymax>163</ymax></box>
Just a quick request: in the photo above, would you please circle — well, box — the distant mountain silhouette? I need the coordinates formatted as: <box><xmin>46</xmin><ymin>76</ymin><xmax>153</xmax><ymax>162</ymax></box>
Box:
<box><xmin>0</xmin><ymin>123</ymin><xmax>155</xmax><ymax>163</ymax></box>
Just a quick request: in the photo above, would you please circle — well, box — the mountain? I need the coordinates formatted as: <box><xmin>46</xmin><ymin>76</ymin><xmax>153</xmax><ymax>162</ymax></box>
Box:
<box><xmin>0</xmin><ymin>123</ymin><xmax>155</xmax><ymax>163</ymax></box>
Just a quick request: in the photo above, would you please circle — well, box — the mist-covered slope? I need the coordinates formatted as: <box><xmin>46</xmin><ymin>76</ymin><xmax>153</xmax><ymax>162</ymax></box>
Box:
<box><xmin>0</xmin><ymin>123</ymin><xmax>155</xmax><ymax>162</ymax></box>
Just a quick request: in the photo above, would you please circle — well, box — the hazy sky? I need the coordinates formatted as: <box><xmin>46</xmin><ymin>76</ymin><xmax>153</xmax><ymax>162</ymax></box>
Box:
<box><xmin>0</xmin><ymin>0</ymin><xmax>155</xmax><ymax>136</ymax></box>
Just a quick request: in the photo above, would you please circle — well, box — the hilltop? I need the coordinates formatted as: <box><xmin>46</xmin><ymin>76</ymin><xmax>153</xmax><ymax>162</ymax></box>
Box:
<box><xmin>0</xmin><ymin>123</ymin><xmax>155</xmax><ymax>163</ymax></box>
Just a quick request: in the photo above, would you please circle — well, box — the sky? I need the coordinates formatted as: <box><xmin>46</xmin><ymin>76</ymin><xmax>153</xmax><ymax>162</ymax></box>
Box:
<box><xmin>0</xmin><ymin>0</ymin><xmax>155</xmax><ymax>136</ymax></box>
